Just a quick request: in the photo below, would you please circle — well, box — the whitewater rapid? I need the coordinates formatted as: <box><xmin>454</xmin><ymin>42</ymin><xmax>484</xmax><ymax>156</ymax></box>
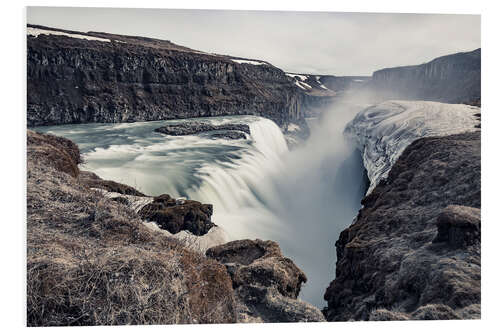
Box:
<box><xmin>34</xmin><ymin>111</ymin><xmax>366</xmax><ymax>307</ymax></box>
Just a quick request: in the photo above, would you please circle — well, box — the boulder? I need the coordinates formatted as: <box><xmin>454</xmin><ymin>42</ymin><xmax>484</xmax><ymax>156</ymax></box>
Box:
<box><xmin>138</xmin><ymin>194</ymin><xmax>215</xmax><ymax>236</ymax></box>
<box><xmin>207</xmin><ymin>239</ymin><xmax>325</xmax><ymax>322</ymax></box>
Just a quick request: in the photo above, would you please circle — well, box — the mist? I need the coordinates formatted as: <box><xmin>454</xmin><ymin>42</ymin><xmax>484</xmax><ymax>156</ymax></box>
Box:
<box><xmin>190</xmin><ymin>94</ymin><xmax>372</xmax><ymax>306</ymax></box>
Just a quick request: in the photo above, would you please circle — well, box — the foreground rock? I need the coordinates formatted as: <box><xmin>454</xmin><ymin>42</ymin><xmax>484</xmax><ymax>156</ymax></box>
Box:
<box><xmin>138</xmin><ymin>194</ymin><xmax>216</xmax><ymax>236</ymax></box>
<box><xmin>324</xmin><ymin>131</ymin><xmax>481</xmax><ymax>321</ymax></box>
<box><xmin>207</xmin><ymin>239</ymin><xmax>325</xmax><ymax>322</ymax></box>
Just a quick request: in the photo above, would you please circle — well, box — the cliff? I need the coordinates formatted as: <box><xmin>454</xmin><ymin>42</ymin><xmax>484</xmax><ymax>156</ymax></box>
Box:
<box><xmin>368</xmin><ymin>49</ymin><xmax>481</xmax><ymax>104</ymax></box>
<box><xmin>323</xmin><ymin>131</ymin><xmax>481</xmax><ymax>321</ymax></box>
<box><xmin>284</xmin><ymin>72</ymin><xmax>369</xmax><ymax>116</ymax></box>
<box><xmin>27</xmin><ymin>25</ymin><xmax>306</xmax><ymax>129</ymax></box>
<box><xmin>27</xmin><ymin>130</ymin><xmax>324</xmax><ymax>325</ymax></box>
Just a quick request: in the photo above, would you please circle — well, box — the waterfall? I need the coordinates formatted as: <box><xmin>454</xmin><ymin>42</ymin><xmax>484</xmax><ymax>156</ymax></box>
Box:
<box><xmin>188</xmin><ymin>118</ymin><xmax>289</xmax><ymax>240</ymax></box>
<box><xmin>33</xmin><ymin>109</ymin><xmax>367</xmax><ymax>308</ymax></box>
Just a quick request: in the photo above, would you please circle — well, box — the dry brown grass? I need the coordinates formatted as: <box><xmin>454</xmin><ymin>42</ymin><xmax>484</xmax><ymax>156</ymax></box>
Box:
<box><xmin>27</xmin><ymin>131</ymin><xmax>236</xmax><ymax>326</ymax></box>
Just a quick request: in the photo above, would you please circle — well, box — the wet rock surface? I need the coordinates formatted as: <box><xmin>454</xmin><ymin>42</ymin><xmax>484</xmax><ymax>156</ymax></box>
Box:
<box><xmin>138</xmin><ymin>194</ymin><xmax>215</xmax><ymax>236</ymax></box>
<box><xmin>209</xmin><ymin>131</ymin><xmax>247</xmax><ymax>140</ymax></box>
<box><xmin>154</xmin><ymin>122</ymin><xmax>250</xmax><ymax>137</ymax></box>
<box><xmin>207</xmin><ymin>239</ymin><xmax>325</xmax><ymax>322</ymax></box>
<box><xmin>324</xmin><ymin>131</ymin><xmax>481</xmax><ymax>321</ymax></box>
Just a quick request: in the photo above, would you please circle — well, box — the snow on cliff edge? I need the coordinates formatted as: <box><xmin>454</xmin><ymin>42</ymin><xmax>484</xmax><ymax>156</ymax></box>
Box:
<box><xmin>344</xmin><ymin>100</ymin><xmax>480</xmax><ymax>194</ymax></box>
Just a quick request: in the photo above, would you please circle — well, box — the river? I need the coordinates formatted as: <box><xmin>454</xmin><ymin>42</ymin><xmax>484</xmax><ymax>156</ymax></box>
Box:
<box><xmin>34</xmin><ymin>105</ymin><xmax>366</xmax><ymax>307</ymax></box>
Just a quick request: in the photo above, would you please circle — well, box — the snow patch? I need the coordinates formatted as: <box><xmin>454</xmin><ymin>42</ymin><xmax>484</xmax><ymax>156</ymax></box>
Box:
<box><xmin>315</xmin><ymin>76</ymin><xmax>329</xmax><ymax>90</ymax></box>
<box><xmin>92</xmin><ymin>188</ymin><xmax>153</xmax><ymax>212</ymax></box>
<box><xmin>344</xmin><ymin>100</ymin><xmax>480</xmax><ymax>194</ymax></box>
<box><xmin>27</xmin><ymin>27</ymin><xmax>111</xmax><ymax>43</ymax></box>
<box><xmin>287</xmin><ymin>123</ymin><xmax>300</xmax><ymax>132</ymax></box>
<box><xmin>231</xmin><ymin>59</ymin><xmax>266</xmax><ymax>66</ymax></box>
<box><xmin>144</xmin><ymin>222</ymin><xmax>229</xmax><ymax>253</ymax></box>
<box><xmin>286</xmin><ymin>73</ymin><xmax>308</xmax><ymax>81</ymax></box>
<box><xmin>93</xmin><ymin>187</ymin><xmax>228</xmax><ymax>252</ymax></box>
<box><xmin>295</xmin><ymin>81</ymin><xmax>312</xmax><ymax>90</ymax></box>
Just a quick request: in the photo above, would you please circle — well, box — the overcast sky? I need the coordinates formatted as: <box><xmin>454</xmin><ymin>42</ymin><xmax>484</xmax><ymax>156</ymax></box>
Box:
<box><xmin>27</xmin><ymin>7</ymin><xmax>480</xmax><ymax>76</ymax></box>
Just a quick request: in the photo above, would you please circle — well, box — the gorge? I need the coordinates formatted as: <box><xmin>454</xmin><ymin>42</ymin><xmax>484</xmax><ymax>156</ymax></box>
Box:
<box><xmin>27</xmin><ymin>23</ymin><xmax>481</xmax><ymax>324</ymax></box>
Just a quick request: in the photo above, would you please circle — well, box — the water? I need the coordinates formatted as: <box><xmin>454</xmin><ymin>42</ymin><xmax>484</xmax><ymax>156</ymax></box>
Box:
<box><xmin>33</xmin><ymin>109</ymin><xmax>366</xmax><ymax>308</ymax></box>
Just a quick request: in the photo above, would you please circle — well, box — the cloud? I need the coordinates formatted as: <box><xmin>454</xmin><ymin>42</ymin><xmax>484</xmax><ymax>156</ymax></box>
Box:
<box><xmin>27</xmin><ymin>7</ymin><xmax>480</xmax><ymax>76</ymax></box>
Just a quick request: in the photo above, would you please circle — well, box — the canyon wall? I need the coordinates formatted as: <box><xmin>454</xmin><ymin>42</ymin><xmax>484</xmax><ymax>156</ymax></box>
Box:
<box><xmin>323</xmin><ymin>131</ymin><xmax>481</xmax><ymax>321</ymax></box>
<box><xmin>369</xmin><ymin>48</ymin><xmax>481</xmax><ymax>104</ymax></box>
<box><xmin>27</xmin><ymin>25</ymin><xmax>307</xmax><ymax>129</ymax></box>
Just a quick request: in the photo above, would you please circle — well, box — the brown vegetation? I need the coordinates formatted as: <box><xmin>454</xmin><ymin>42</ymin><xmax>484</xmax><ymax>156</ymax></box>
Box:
<box><xmin>27</xmin><ymin>130</ymin><xmax>236</xmax><ymax>326</ymax></box>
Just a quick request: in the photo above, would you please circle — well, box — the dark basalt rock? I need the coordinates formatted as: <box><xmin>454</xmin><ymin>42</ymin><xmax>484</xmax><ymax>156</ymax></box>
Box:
<box><xmin>154</xmin><ymin>122</ymin><xmax>250</xmax><ymax>137</ymax></box>
<box><xmin>324</xmin><ymin>131</ymin><xmax>481</xmax><ymax>321</ymax></box>
<box><xmin>27</xmin><ymin>24</ymin><xmax>307</xmax><ymax>130</ymax></box>
<box><xmin>138</xmin><ymin>194</ymin><xmax>215</xmax><ymax>236</ymax></box>
<box><xmin>207</xmin><ymin>239</ymin><xmax>325</xmax><ymax>322</ymax></box>
<box><xmin>209</xmin><ymin>131</ymin><xmax>247</xmax><ymax>140</ymax></box>
<box><xmin>368</xmin><ymin>48</ymin><xmax>481</xmax><ymax>104</ymax></box>
<box><xmin>206</xmin><ymin>239</ymin><xmax>281</xmax><ymax>266</ymax></box>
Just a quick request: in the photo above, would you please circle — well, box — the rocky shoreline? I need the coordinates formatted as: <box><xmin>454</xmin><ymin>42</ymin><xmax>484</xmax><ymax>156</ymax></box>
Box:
<box><xmin>27</xmin><ymin>129</ymin><xmax>324</xmax><ymax>325</ymax></box>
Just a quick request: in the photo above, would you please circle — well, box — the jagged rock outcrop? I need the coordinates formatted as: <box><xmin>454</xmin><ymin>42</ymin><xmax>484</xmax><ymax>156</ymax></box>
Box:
<box><xmin>324</xmin><ymin>131</ymin><xmax>481</xmax><ymax>321</ymax></box>
<box><xmin>138</xmin><ymin>194</ymin><xmax>216</xmax><ymax>236</ymax></box>
<box><xmin>27</xmin><ymin>24</ymin><xmax>307</xmax><ymax>130</ymax></box>
<box><xmin>207</xmin><ymin>239</ymin><xmax>325</xmax><ymax>322</ymax></box>
<box><xmin>368</xmin><ymin>48</ymin><xmax>481</xmax><ymax>104</ymax></box>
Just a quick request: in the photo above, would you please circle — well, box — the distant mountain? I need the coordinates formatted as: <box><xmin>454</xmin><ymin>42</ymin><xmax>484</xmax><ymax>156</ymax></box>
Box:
<box><xmin>368</xmin><ymin>49</ymin><xmax>481</xmax><ymax>104</ymax></box>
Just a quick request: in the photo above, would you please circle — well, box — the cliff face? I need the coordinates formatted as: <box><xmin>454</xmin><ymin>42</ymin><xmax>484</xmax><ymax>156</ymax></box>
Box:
<box><xmin>284</xmin><ymin>73</ymin><xmax>369</xmax><ymax>117</ymax></box>
<box><xmin>323</xmin><ymin>131</ymin><xmax>481</xmax><ymax>321</ymax></box>
<box><xmin>369</xmin><ymin>49</ymin><xmax>481</xmax><ymax>104</ymax></box>
<box><xmin>27</xmin><ymin>25</ymin><xmax>305</xmax><ymax>128</ymax></box>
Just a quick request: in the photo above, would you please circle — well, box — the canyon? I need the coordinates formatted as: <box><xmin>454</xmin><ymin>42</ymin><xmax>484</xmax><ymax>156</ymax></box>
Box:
<box><xmin>26</xmin><ymin>24</ymin><xmax>481</xmax><ymax>324</ymax></box>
